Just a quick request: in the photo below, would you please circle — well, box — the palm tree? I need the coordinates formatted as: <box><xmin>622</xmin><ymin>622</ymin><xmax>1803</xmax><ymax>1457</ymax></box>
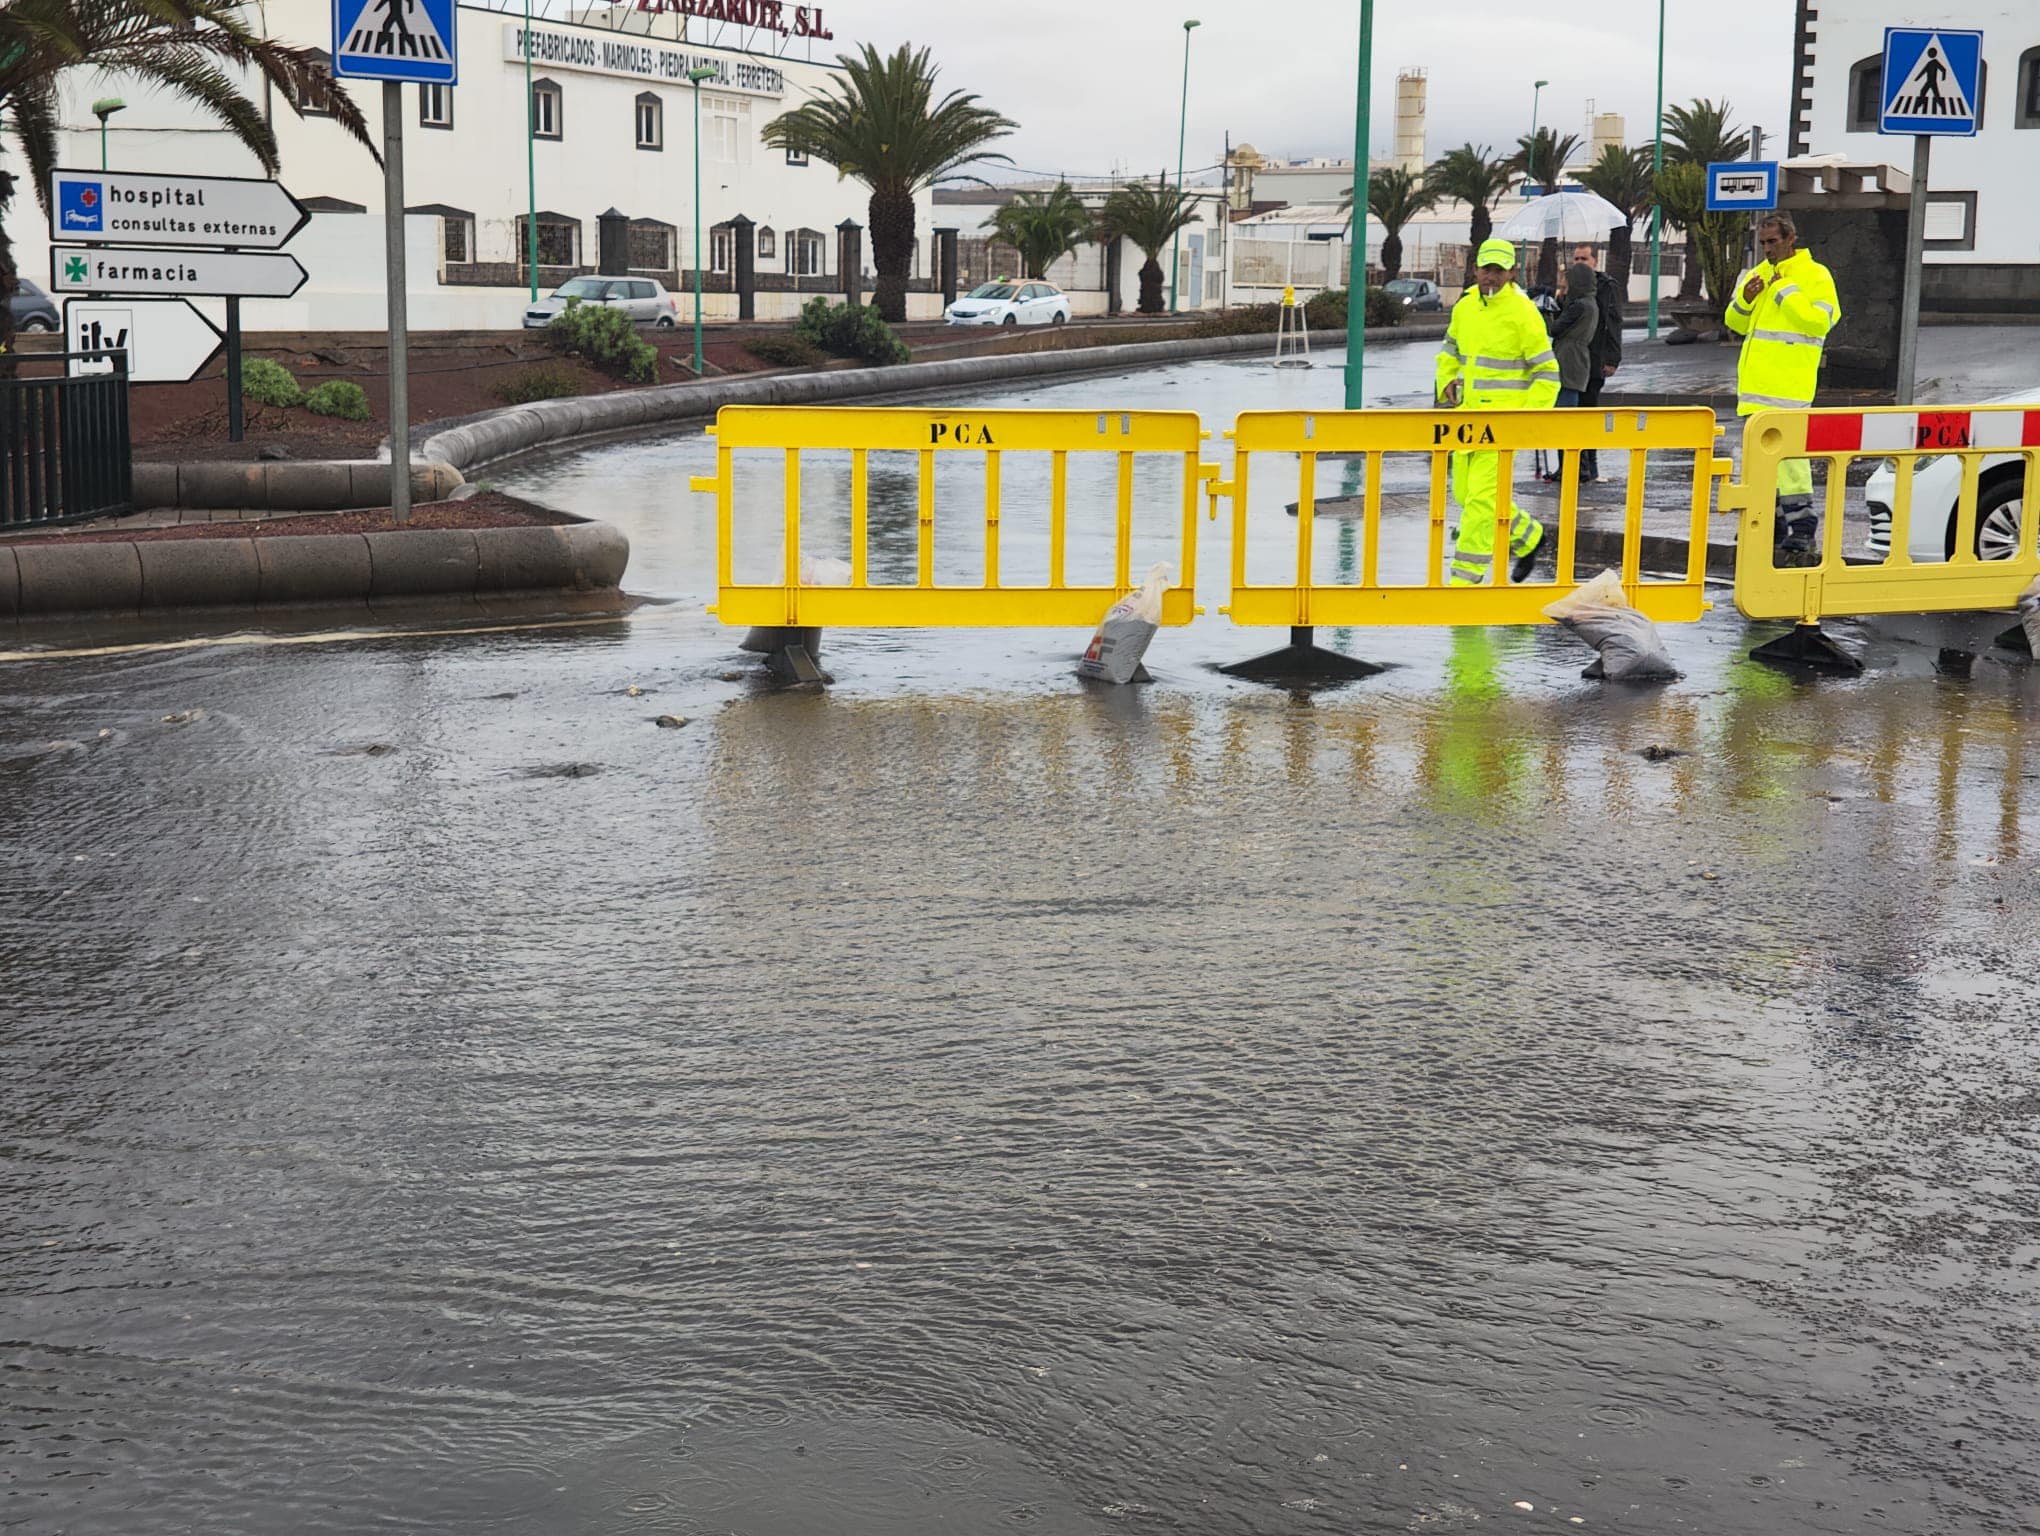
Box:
<box><xmin>0</xmin><ymin>0</ymin><xmax>373</xmax><ymax>355</ymax></box>
<box><xmin>1424</xmin><ymin>143</ymin><xmax>1514</xmax><ymax>254</ymax></box>
<box><xmin>987</xmin><ymin>182</ymin><xmax>1090</xmax><ymax>280</ymax></box>
<box><xmin>1344</xmin><ymin>166</ymin><xmax>1436</xmax><ymax>283</ymax></box>
<box><xmin>1576</xmin><ymin>144</ymin><xmax>1654</xmax><ymax>295</ymax></box>
<box><xmin>1659</xmin><ymin>98</ymin><xmax>1751</xmax><ymax>166</ymax></box>
<box><xmin>1654</xmin><ymin>161</ymin><xmax>1745</xmax><ymax>311</ymax></box>
<box><xmin>762</xmin><ymin>44</ymin><xmax>1014</xmax><ymax>323</ymax></box>
<box><xmin>1658</xmin><ymin>100</ymin><xmax>1749</xmax><ymax>298</ymax></box>
<box><xmin>1508</xmin><ymin>129</ymin><xmax>1582</xmax><ymax>191</ymax></box>
<box><xmin>1097</xmin><ymin>178</ymin><xmax>1199</xmax><ymax>315</ymax></box>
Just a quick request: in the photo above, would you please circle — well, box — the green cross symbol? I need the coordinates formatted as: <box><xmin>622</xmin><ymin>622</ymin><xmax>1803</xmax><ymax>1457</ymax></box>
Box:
<box><xmin>63</xmin><ymin>256</ymin><xmax>88</xmax><ymax>284</ymax></box>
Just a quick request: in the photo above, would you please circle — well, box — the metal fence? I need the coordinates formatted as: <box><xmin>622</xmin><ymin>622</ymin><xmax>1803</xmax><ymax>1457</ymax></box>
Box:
<box><xmin>1</xmin><ymin>351</ymin><xmax>134</xmax><ymax>529</ymax></box>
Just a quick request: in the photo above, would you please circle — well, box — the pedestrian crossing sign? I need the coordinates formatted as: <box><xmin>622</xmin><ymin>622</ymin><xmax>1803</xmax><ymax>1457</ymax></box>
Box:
<box><xmin>1879</xmin><ymin>26</ymin><xmax>1981</xmax><ymax>137</ymax></box>
<box><xmin>332</xmin><ymin>0</ymin><xmax>458</xmax><ymax>85</ymax></box>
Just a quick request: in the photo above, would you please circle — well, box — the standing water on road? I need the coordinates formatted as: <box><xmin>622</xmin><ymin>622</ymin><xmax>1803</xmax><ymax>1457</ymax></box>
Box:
<box><xmin>3</xmin><ymin>343</ymin><xmax>2038</xmax><ymax>1535</ymax></box>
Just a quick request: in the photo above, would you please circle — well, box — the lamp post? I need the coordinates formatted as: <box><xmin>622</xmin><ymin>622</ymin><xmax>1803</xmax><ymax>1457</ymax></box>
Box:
<box><xmin>689</xmin><ymin>66</ymin><xmax>718</xmax><ymax>376</ymax></box>
<box><xmin>1168</xmin><ymin>19</ymin><xmax>1200</xmax><ymax>314</ymax></box>
<box><xmin>1528</xmin><ymin>79</ymin><xmax>1548</xmax><ymax>192</ymax></box>
<box><xmin>1648</xmin><ymin>0</ymin><xmax>1665</xmax><ymax>338</ymax></box>
<box><xmin>1343</xmin><ymin>0</ymin><xmax>1374</xmax><ymax>409</ymax></box>
<box><xmin>91</xmin><ymin>98</ymin><xmax>126</xmax><ymax>170</ymax></box>
<box><xmin>524</xmin><ymin>0</ymin><xmax>538</xmax><ymax>302</ymax></box>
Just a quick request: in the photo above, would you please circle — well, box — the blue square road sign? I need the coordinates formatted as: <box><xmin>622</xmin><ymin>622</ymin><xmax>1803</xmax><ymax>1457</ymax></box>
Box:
<box><xmin>1879</xmin><ymin>27</ymin><xmax>1981</xmax><ymax>137</ymax></box>
<box><xmin>333</xmin><ymin>0</ymin><xmax>458</xmax><ymax>85</ymax></box>
<box><xmin>1706</xmin><ymin>161</ymin><xmax>1778</xmax><ymax>213</ymax></box>
<box><xmin>56</xmin><ymin>178</ymin><xmax>105</xmax><ymax>234</ymax></box>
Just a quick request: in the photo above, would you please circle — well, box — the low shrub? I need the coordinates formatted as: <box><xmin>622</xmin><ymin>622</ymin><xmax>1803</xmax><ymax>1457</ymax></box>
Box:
<box><xmin>1304</xmin><ymin>288</ymin><xmax>1348</xmax><ymax>329</ymax></box>
<box><xmin>241</xmin><ymin>357</ymin><xmax>304</xmax><ymax>408</ymax></box>
<box><xmin>546</xmin><ymin>299</ymin><xmax>657</xmax><ymax>384</ymax></box>
<box><xmin>744</xmin><ymin>333</ymin><xmax>825</xmax><ymax>369</ymax></box>
<box><xmin>793</xmin><ymin>297</ymin><xmax>910</xmax><ymax>367</ymax></box>
<box><xmin>1363</xmin><ymin>285</ymin><xmax>1406</xmax><ymax>328</ymax></box>
<box><xmin>1190</xmin><ymin>287</ymin><xmax>1404</xmax><ymax>337</ymax></box>
<box><xmin>304</xmin><ymin>379</ymin><xmax>372</xmax><ymax>422</ymax></box>
<box><xmin>492</xmin><ymin>362</ymin><xmax>587</xmax><ymax>405</ymax></box>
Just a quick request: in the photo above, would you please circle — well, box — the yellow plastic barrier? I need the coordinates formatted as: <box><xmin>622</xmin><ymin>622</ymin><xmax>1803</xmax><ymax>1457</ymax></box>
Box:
<box><xmin>1728</xmin><ymin>404</ymin><xmax>2040</xmax><ymax>623</ymax></box>
<box><xmin>690</xmin><ymin>406</ymin><xmax>1207</xmax><ymax>628</ymax></box>
<box><xmin>1213</xmin><ymin>407</ymin><xmax>1721</xmax><ymax>627</ymax></box>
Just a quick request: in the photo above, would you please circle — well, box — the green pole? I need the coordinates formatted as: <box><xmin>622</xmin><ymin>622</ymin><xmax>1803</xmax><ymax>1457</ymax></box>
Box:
<box><xmin>690</xmin><ymin>68</ymin><xmax>716</xmax><ymax>374</ymax></box>
<box><xmin>1169</xmin><ymin>20</ymin><xmax>1200</xmax><ymax>315</ymax></box>
<box><xmin>1648</xmin><ymin>0</ymin><xmax>1664</xmax><ymax>339</ymax></box>
<box><xmin>1343</xmin><ymin>0</ymin><xmax>1374</xmax><ymax>409</ymax></box>
<box><xmin>100</xmin><ymin>119</ymin><xmax>108</xmax><ymax>171</ymax></box>
<box><xmin>525</xmin><ymin>0</ymin><xmax>537</xmax><ymax>302</ymax></box>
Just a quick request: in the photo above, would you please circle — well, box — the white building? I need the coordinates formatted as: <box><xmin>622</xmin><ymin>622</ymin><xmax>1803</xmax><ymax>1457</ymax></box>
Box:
<box><xmin>6</xmin><ymin>0</ymin><xmax>950</xmax><ymax>329</ymax></box>
<box><xmin>1790</xmin><ymin>1</ymin><xmax>2040</xmax><ymax>311</ymax></box>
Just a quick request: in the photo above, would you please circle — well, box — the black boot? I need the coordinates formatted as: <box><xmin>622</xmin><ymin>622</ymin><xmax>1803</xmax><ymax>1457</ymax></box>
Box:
<box><xmin>1511</xmin><ymin>522</ymin><xmax>1548</xmax><ymax>583</ymax></box>
<box><xmin>1775</xmin><ymin>498</ymin><xmax>1819</xmax><ymax>565</ymax></box>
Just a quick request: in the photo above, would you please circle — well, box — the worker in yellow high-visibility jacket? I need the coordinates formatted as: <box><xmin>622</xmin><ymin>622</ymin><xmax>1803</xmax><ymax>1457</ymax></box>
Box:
<box><xmin>1724</xmin><ymin>211</ymin><xmax>1841</xmax><ymax>554</ymax></box>
<box><xmin>1435</xmin><ymin>239</ymin><xmax>1562</xmax><ymax>585</ymax></box>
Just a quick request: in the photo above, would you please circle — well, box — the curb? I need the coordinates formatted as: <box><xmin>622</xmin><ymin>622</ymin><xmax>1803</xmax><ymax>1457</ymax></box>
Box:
<box><xmin>0</xmin><ymin>520</ymin><xmax>630</xmax><ymax>631</ymax></box>
<box><xmin>131</xmin><ymin>460</ymin><xmax>465</xmax><ymax>512</ymax></box>
<box><xmin>415</xmin><ymin>326</ymin><xmax>1402</xmax><ymax>474</ymax></box>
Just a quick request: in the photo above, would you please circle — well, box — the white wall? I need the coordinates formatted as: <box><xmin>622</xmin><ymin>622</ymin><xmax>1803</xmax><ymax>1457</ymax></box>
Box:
<box><xmin>1805</xmin><ymin>3</ymin><xmax>2040</xmax><ymax>265</ymax></box>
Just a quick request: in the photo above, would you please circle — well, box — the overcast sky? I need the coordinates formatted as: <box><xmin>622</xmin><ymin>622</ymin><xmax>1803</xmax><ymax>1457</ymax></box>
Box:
<box><xmin>830</xmin><ymin>0</ymin><xmax>1796</xmax><ymax>179</ymax></box>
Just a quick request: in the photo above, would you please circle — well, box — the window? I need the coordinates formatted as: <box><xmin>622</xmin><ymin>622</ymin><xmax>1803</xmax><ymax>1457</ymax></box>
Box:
<box><xmin>298</xmin><ymin>50</ymin><xmax>333</xmax><ymax>116</ymax></box>
<box><xmin>516</xmin><ymin>214</ymin><xmax>580</xmax><ymax>267</ymax></box>
<box><xmin>440</xmin><ymin>215</ymin><xmax>472</xmax><ymax>264</ymax></box>
<box><xmin>1847</xmin><ymin>55</ymin><xmax>1881</xmax><ymax>131</ymax></box>
<box><xmin>785</xmin><ymin>149</ymin><xmax>809</xmax><ymax>167</ymax></box>
<box><xmin>1924</xmin><ymin>190</ymin><xmax>1978</xmax><ymax>251</ymax></box>
<box><xmin>757</xmin><ymin>226</ymin><xmax>776</xmax><ymax>260</ymax></box>
<box><xmin>628</xmin><ymin>219</ymin><xmax>675</xmax><ymax>272</ymax></box>
<box><xmin>419</xmin><ymin>83</ymin><xmax>452</xmax><ymax>130</ymax></box>
<box><xmin>531</xmin><ymin>78</ymin><xmax>562</xmax><ymax>140</ymax></box>
<box><xmin>2019</xmin><ymin>46</ymin><xmax>2040</xmax><ymax>128</ymax></box>
<box><xmin>635</xmin><ymin>93</ymin><xmax>663</xmax><ymax>151</ymax></box>
<box><xmin>791</xmin><ymin>229</ymin><xmax>824</xmax><ymax>276</ymax></box>
<box><xmin>704</xmin><ymin>94</ymin><xmax>750</xmax><ymax>163</ymax></box>
<box><xmin>711</xmin><ymin>225</ymin><xmax>733</xmax><ymax>274</ymax></box>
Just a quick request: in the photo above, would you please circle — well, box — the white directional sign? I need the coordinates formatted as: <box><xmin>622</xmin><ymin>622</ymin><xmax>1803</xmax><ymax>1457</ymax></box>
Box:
<box><xmin>49</xmin><ymin>169</ymin><xmax>308</xmax><ymax>250</ymax></box>
<box><xmin>64</xmin><ymin>299</ymin><xmax>225</xmax><ymax>383</ymax></box>
<box><xmin>333</xmin><ymin>0</ymin><xmax>458</xmax><ymax>84</ymax></box>
<box><xmin>52</xmin><ymin>245</ymin><xmax>308</xmax><ymax>300</ymax></box>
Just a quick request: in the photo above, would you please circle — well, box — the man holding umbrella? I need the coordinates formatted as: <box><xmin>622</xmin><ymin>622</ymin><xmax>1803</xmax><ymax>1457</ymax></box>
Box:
<box><xmin>1436</xmin><ymin>239</ymin><xmax>1562</xmax><ymax>585</ymax></box>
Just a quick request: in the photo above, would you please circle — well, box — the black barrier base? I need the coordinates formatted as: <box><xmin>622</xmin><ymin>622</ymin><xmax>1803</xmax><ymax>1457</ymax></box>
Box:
<box><xmin>741</xmin><ymin>625</ymin><xmax>832</xmax><ymax>686</ymax></box>
<box><xmin>1077</xmin><ymin>663</ymin><xmax>1155</xmax><ymax>685</ymax></box>
<box><xmin>1220</xmin><ymin>627</ymin><xmax>1384</xmax><ymax>687</ymax></box>
<box><xmin>1750</xmin><ymin>624</ymin><xmax>1864</xmax><ymax>675</ymax></box>
<box><xmin>1994</xmin><ymin>622</ymin><xmax>2033</xmax><ymax>656</ymax></box>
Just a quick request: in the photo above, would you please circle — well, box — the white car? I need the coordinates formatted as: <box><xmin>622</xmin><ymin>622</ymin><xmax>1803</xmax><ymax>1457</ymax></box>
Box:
<box><xmin>945</xmin><ymin>280</ymin><xmax>1072</xmax><ymax>327</ymax></box>
<box><xmin>1864</xmin><ymin>388</ymin><xmax>2034</xmax><ymax>562</ymax></box>
<box><xmin>524</xmin><ymin>275</ymin><xmax>679</xmax><ymax>329</ymax></box>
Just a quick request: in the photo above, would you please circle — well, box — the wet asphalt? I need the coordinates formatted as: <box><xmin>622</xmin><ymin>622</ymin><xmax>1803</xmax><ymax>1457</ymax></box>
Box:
<box><xmin>2</xmin><ymin>334</ymin><xmax>2038</xmax><ymax>1535</ymax></box>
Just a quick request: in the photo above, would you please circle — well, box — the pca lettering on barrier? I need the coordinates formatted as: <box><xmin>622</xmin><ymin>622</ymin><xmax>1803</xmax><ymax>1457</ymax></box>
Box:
<box><xmin>929</xmin><ymin>421</ymin><xmax>995</xmax><ymax>446</ymax></box>
<box><xmin>1432</xmin><ymin>421</ymin><xmax>1498</xmax><ymax>446</ymax></box>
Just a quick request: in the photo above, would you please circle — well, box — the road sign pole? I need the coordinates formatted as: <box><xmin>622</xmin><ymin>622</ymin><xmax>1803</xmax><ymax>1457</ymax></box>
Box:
<box><xmin>226</xmin><ymin>298</ymin><xmax>244</xmax><ymax>442</ymax></box>
<box><xmin>383</xmin><ymin>80</ymin><xmax>411</xmax><ymax>524</ymax></box>
<box><xmin>1896</xmin><ymin>133</ymin><xmax>1929</xmax><ymax>408</ymax></box>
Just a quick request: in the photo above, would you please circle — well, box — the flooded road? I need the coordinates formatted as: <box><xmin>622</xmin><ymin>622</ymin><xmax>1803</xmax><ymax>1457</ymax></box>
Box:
<box><xmin>4</xmin><ymin>343</ymin><xmax>2039</xmax><ymax>1535</ymax></box>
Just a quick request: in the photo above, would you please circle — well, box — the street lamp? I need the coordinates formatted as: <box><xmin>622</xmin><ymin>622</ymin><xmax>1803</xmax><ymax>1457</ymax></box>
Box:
<box><xmin>524</xmin><ymin>0</ymin><xmax>537</xmax><ymax>302</ymax></box>
<box><xmin>1343</xmin><ymin>0</ymin><xmax>1374</xmax><ymax>410</ymax></box>
<box><xmin>1528</xmin><ymin>80</ymin><xmax>1548</xmax><ymax>192</ymax></box>
<box><xmin>1648</xmin><ymin>0</ymin><xmax>1666</xmax><ymax>338</ymax></box>
<box><xmin>92</xmin><ymin>98</ymin><xmax>126</xmax><ymax>171</ymax></box>
<box><xmin>1168</xmin><ymin>19</ymin><xmax>1200</xmax><ymax>314</ymax></box>
<box><xmin>688</xmin><ymin>66</ymin><xmax>718</xmax><ymax>376</ymax></box>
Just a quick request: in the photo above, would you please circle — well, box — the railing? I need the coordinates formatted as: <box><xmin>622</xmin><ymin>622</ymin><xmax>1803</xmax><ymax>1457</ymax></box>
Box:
<box><xmin>0</xmin><ymin>351</ymin><xmax>133</xmax><ymax>529</ymax></box>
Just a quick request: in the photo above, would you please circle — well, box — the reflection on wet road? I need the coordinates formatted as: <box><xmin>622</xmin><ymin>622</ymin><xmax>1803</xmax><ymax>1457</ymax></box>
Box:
<box><xmin>3</xmin><ymin>346</ymin><xmax>2038</xmax><ymax>1535</ymax></box>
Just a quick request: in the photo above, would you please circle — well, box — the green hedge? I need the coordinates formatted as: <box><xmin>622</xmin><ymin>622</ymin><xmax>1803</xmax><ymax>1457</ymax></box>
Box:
<box><xmin>492</xmin><ymin>362</ymin><xmax>587</xmax><ymax>405</ymax></box>
<box><xmin>1189</xmin><ymin>287</ymin><xmax>1403</xmax><ymax>338</ymax></box>
<box><xmin>744</xmin><ymin>333</ymin><xmax>825</xmax><ymax>369</ymax></box>
<box><xmin>304</xmin><ymin>380</ymin><xmax>371</xmax><ymax>422</ymax></box>
<box><xmin>546</xmin><ymin>300</ymin><xmax>658</xmax><ymax>384</ymax></box>
<box><xmin>794</xmin><ymin>297</ymin><xmax>910</xmax><ymax>367</ymax></box>
<box><xmin>240</xmin><ymin>357</ymin><xmax>304</xmax><ymax>408</ymax></box>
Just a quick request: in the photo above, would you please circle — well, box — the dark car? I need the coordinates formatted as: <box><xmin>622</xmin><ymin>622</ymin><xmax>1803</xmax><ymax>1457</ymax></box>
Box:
<box><xmin>9</xmin><ymin>277</ymin><xmax>60</xmax><ymax>333</ymax></box>
<box><xmin>1384</xmin><ymin>277</ymin><xmax>1443</xmax><ymax>313</ymax></box>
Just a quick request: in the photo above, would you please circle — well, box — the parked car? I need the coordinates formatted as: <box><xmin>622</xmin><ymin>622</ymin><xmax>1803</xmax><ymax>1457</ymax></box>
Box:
<box><xmin>523</xmin><ymin>276</ymin><xmax>679</xmax><ymax>329</ymax></box>
<box><xmin>1383</xmin><ymin>277</ymin><xmax>1443</xmax><ymax>313</ymax></box>
<box><xmin>1863</xmin><ymin>387</ymin><xmax>2035</xmax><ymax>563</ymax></box>
<box><xmin>945</xmin><ymin>280</ymin><xmax>1072</xmax><ymax>327</ymax></box>
<box><xmin>10</xmin><ymin>277</ymin><xmax>60</xmax><ymax>333</ymax></box>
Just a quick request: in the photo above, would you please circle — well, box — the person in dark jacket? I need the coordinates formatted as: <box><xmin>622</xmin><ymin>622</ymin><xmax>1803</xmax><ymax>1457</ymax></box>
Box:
<box><xmin>1539</xmin><ymin>260</ymin><xmax>1600</xmax><ymax>482</ymax></box>
<box><xmin>1573</xmin><ymin>244</ymin><xmax>1625</xmax><ymax>481</ymax></box>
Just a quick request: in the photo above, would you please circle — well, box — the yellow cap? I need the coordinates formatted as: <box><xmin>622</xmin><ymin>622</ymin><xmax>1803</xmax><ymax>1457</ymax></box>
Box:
<box><xmin>1476</xmin><ymin>238</ymin><xmax>1518</xmax><ymax>269</ymax></box>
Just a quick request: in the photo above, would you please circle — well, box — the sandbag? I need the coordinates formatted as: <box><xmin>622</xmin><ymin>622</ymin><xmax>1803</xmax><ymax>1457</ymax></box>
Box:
<box><xmin>1078</xmin><ymin>562</ymin><xmax>1171</xmax><ymax>684</ymax></box>
<box><xmin>1543</xmin><ymin>570</ymin><xmax>1681</xmax><ymax>681</ymax></box>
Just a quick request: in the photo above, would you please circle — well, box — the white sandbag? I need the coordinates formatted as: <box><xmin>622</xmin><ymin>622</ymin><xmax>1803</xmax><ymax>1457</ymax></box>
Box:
<box><xmin>798</xmin><ymin>556</ymin><xmax>853</xmax><ymax>586</ymax></box>
<box><xmin>1078</xmin><ymin>562</ymin><xmax>1172</xmax><ymax>684</ymax></box>
<box><xmin>2019</xmin><ymin>573</ymin><xmax>2040</xmax><ymax>655</ymax></box>
<box><xmin>1542</xmin><ymin>570</ymin><xmax>1680</xmax><ymax>681</ymax></box>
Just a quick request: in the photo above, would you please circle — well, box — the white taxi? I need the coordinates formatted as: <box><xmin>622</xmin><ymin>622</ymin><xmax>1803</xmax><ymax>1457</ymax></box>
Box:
<box><xmin>944</xmin><ymin>279</ymin><xmax>1072</xmax><ymax>327</ymax></box>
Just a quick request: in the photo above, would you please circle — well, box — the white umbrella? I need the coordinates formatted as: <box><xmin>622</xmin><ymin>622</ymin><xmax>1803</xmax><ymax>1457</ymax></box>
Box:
<box><xmin>1495</xmin><ymin>190</ymin><xmax>1630</xmax><ymax>245</ymax></box>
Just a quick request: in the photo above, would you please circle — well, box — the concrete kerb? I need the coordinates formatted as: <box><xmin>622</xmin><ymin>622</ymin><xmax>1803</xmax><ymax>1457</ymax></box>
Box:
<box><xmin>416</xmin><ymin>326</ymin><xmax>1372</xmax><ymax>475</ymax></box>
<box><xmin>131</xmin><ymin>458</ymin><xmax>466</xmax><ymax>512</ymax></box>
